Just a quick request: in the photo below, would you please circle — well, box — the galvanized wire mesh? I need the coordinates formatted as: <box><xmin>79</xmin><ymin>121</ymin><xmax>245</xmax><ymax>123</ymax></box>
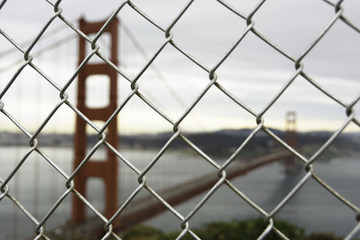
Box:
<box><xmin>0</xmin><ymin>0</ymin><xmax>359</xmax><ymax>239</ymax></box>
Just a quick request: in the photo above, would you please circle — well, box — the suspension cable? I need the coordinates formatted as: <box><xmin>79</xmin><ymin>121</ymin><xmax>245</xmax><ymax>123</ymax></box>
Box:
<box><xmin>120</xmin><ymin>19</ymin><xmax>210</xmax><ymax>134</ymax></box>
<box><xmin>0</xmin><ymin>34</ymin><xmax>76</xmax><ymax>74</ymax></box>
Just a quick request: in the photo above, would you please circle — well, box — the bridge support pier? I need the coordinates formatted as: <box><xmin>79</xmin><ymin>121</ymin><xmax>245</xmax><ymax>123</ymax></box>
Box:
<box><xmin>284</xmin><ymin>111</ymin><xmax>298</xmax><ymax>172</ymax></box>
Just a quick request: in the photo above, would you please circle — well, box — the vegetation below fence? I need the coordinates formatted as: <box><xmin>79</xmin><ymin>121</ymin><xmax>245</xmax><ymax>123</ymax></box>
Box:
<box><xmin>121</xmin><ymin>218</ymin><xmax>358</xmax><ymax>240</ymax></box>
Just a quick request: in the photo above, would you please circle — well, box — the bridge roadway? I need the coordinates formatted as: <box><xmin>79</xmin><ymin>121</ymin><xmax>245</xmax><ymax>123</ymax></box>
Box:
<box><xmin>48</xmin><ymin>151</ymin><xmax>292</xmax><ymax>239</ymax></box>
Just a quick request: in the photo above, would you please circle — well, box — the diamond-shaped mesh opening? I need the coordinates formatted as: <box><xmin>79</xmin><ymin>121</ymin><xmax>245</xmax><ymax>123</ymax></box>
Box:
<box><xmin>302</xmin><ymin>21</ymin><xmax>360</xmax><ymax>104</ymax></box>
<box><xmin>85</xmin><ymin>32</ymin><xmax>113</xmax><ymax>64</ymax></box>
<box><xmin>278</xmin><ymin>177</ymin><xmax>359</xmax><ymax>236</ymax></box>
<box><xmin>0</xmin><ymin>196</ymin><xmax>36</xmax><ymax>240</ymax></box>
<box><xmin>188</xmin><ymin>183</ymin><xmax>265</xmax><ymax>227</ymax></box>
<box><xmin>0</xmin><ymin>145</ymin><xmax>32</xmax><ymax>187</ymax></box>
<box><xmin>1</xmin><ymin>67</ymin><xmax>62</xmax><ymax>133</ymax></box>
<box><xmin>224</xmin><ymin>140</ymin><xmax>307</xmax><ymax>208</ymax></box>
<box><xmin>143</xmin><ymin>143</ymin><xmax>217</xmax><ymax>193</ymax></box>
<box><xmin>129</xmin><ymin>0</ymin><xmax>189</xmax><ymax>28</ymax></box>
<box><xmin>309</xmin><ymin>128</ymin><xmax>360</xmax><ymax>204</ymax></box>
<box><xmin>0</xmin><ymin>0</ymin><xmax>54</xmax><ymax>43</ymax></box>
<box><xmin>0</xmin><ymin>36</ymin><xmax>27</xmax><ymax>80</ymax></box>
<box><xmin>86</xmin><ymin>178</ymin><xmax>105</xmax><ymax>214</ymax></box>
<box><xmin>118</xmin><ymin>93</ymin><xmax>174</xmax><ymax>135</ymax></box>
<box><xmin>342</xmin><ymin>0</ymin><xmax>360</xmax><ymax>27</ymax></box>
<box><xmin>170</xmin><ymin>0</ymin><xmax>247</xmax><ymax>67</ymax></box>
<box><xmin>8</xmin><ymin>150</ymin><xmax>65</xmax><ymax>213</ymax></box>
<box><xmin>33</xmin><ymin>103</ymin><xmax>76</xmax><ymax>136</ymax></box>
<box><xmin>180</xmin><ymin>86</ymin><xmax>258</xmax><ymax>134</ymax></box>
<box><xmin>220</xmin><ymin>0</ymin><xmax>263</xmax><ymax>17</ymax></box>
<box><xmin>254</xmin><ymin>0</ymin><xmax>336</xmax><ymax>57</ymax></box>
<box><xmin>117</xmin><ymin>5</ymin><xmax>169</xmax><ymax>78</ymax></box>
<box><xmin>263</xmin><ymin>75</ymin><xmax>348</xmax><ymax>133</ymax></box>
<box><xmin>133</xmin><ymin>44</ymin><xmax>211</xmax><ymax>121</ymax></box>
<box><xmin>216</xmin><ymin>31</ymin><xmax>296</xmax><ymax>114</ymax></box>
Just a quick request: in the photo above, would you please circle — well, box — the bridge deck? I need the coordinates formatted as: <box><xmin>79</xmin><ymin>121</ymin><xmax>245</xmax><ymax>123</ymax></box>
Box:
<box><xmin>48</xmin><ymin>151</ymin><xmax>292</xmax><ymax>239</ymax></box>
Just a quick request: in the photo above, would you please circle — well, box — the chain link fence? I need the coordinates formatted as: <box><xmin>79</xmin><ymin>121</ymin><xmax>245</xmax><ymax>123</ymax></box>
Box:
<box><xmin>1</xmin><ymin>0</ymin><xmax>360</xmax><ymax>239</ymax></box>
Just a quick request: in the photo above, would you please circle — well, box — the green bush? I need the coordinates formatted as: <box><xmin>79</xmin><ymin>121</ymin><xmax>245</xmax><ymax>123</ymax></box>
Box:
<box><xmin>164</xmin><ymin>218</ymin><xmax>305</xmax><ymax>240</ymax></box>
<box><xmin>305</xmin><ymin>232</ymin><xmax>343</xmax><ymax>240</ymax></box>
<box><xmin>123</xmin><ymin>224</ymin><xmax>165</xmax><ymax>240</ymax></box>
<box><xmin>122</xmin><ymin>218</ymin><xmax>352</xmax><ymax>240</ymax></box>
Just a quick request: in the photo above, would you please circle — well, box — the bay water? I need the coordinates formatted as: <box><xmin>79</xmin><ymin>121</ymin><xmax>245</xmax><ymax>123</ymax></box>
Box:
<box><xmin>0</xmin><ymin>146</ymin><xmax>359</xmax><ymax>239</ymax></box>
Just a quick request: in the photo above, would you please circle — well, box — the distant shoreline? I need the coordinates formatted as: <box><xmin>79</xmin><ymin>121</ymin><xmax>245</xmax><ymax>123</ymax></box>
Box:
<box><xmin>1</xmin><ymin>129</ymin><xmax>359</xmax><ymax>160</ymax></box>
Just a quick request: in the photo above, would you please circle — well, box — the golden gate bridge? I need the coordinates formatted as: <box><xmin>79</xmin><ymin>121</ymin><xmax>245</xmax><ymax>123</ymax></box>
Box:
<box><xmin>0</xmin><ymin>17</ymin><xmax>298</xmax><ymax>239</ymax></box>
<box><xmin>61</xmin><ymin>17</ymin><xmax>297</xmax><ymax>238</ymax></box>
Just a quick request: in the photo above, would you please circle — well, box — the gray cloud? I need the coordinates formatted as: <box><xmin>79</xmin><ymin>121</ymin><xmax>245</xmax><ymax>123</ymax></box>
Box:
<box><xmin>0</xmin><ymin>0</ymin><xmax>359</xmax><ymax>134</ymax></box>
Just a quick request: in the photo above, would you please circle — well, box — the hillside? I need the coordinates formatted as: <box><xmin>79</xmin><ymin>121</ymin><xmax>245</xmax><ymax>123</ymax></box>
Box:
<box><xmin>1</xmin><ymin>129</ymin><xmax>359</xmax><ymax>160</ymax></box>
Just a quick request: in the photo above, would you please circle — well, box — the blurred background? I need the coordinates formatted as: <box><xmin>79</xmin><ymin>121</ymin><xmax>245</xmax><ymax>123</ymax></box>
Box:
<box><xmin>0</xmin><ymin>0</ymin><xmax>359</xmax><ymax>239</ymax></box>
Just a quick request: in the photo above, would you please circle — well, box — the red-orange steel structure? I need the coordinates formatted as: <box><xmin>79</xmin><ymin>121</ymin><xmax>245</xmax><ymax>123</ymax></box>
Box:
<box><xmin>72</xmin><ymin>17</ymin><xmax>119</xmax><ymax>223</ymax></box>
<box><xmin>51</xmin><ymin>151</ymin><xmax>292</xmax><ymax>238</ymax></box>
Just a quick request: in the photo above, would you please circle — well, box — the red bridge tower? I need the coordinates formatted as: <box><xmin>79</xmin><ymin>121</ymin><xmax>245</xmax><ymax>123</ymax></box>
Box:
<box><xmin>72</xmin><ymin>17</ymin><xmax>119</xmax><ymax>223</ymax></box>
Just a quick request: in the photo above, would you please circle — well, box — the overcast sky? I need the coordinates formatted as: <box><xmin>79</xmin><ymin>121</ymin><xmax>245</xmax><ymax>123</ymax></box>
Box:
<box><xmin>0</xmin><ymin>0</ymin><xmax>359</xmax><ymax>135</ymax></box>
